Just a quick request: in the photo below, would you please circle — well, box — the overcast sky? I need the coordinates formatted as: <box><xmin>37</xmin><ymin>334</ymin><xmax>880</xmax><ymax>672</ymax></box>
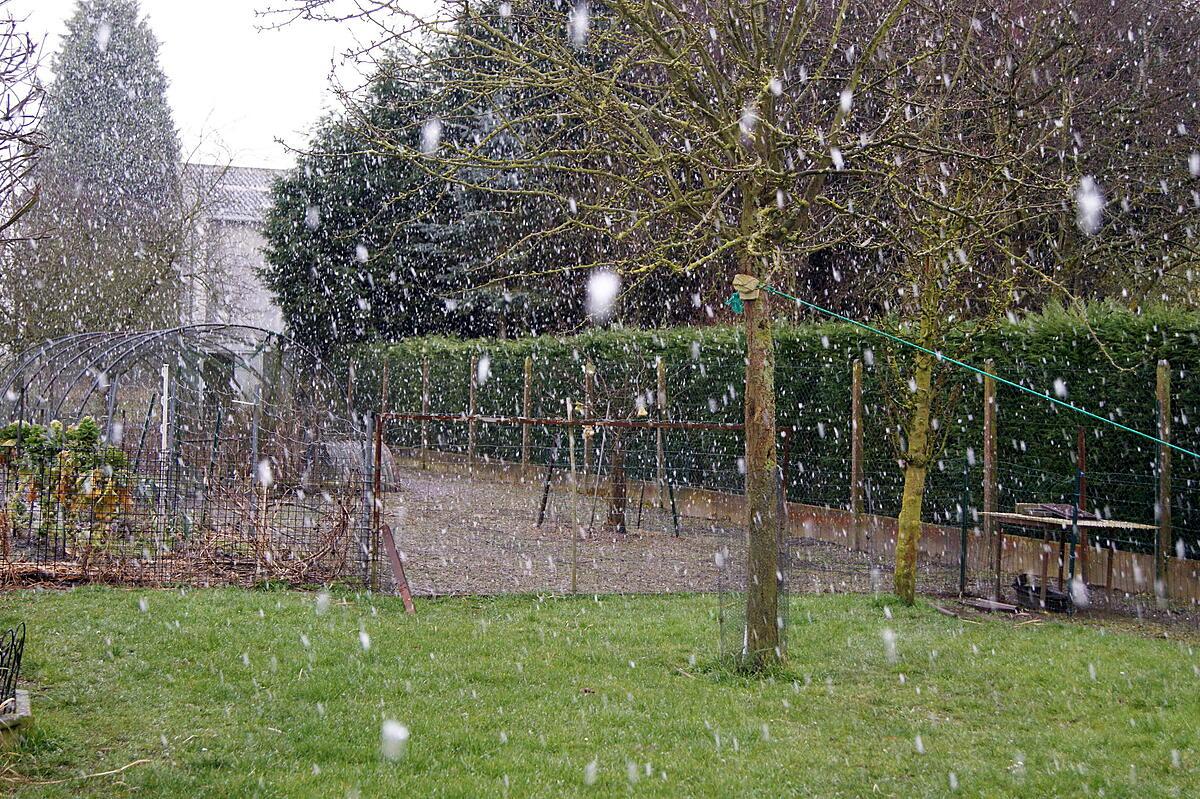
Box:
<box><xmin>14</xmin><ymin>0</ymin><xmax>438</xmax><ymax>169</ymax></box>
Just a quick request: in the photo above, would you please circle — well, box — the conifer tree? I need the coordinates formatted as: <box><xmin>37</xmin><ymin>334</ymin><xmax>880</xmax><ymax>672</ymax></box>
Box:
<box><xmin>10</xmin><ymin>0</ymin><xmax>183</xmax><ymax>344</ymax></box>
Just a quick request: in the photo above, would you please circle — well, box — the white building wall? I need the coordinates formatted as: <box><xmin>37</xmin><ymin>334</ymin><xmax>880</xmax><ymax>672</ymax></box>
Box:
<box><xmin>182</xmin><ymin>164</ymin><xmax>286</xmax><ymax>333</ymax></box>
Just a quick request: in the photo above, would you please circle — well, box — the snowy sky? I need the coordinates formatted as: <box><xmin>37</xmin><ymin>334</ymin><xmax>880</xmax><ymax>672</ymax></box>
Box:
<box><xmin>14</xmin><ymin>0</ymin><xmax>439</xmax><ymax>169</ymax></box>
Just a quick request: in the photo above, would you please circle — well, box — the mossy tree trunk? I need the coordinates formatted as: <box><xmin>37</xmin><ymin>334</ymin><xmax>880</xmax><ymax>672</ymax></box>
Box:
<box><xmin>743</xmin><ymin>283</ymin><xmax>781</xmax><ymax>667</ymax></box>
<box><xmin>894</xmin><ymin>349</ymin><xmax>934</xmax><ymax>604</ymax></box>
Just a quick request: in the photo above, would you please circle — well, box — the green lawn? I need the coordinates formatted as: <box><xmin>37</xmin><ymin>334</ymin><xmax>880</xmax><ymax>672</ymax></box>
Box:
<box><xmin>1</xmin><ymin>588</ymin><xmax>1197</xmax><ymax>798</ymax></box>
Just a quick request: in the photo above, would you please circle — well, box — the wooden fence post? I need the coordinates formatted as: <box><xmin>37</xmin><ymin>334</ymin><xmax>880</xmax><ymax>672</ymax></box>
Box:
<box><xmin>420</xmin><ymin>357</ymin><xmax>430</xmax><ymax>468</ymax></box>
<box><xmin>850</xmin><ymin>359</ymin><xmax>864</xmax><ymax>550</ymax></box>
<box><xmin>1156</xmin><ymin>359</ymin><xmax>1171</xmax><ymax>598</ymax></box>
<box><xmin>983</xmin><ymin>360</ymin><xmax>999</xmax><ymax>598</ymax></box>
<box><xmin>522</xmin><ymin>355</ymin><xmax>532</xmax><ymax>469</ymax></box>
<box><xmin>583</xmin><ymin>360</ymin><xmax>595</xmax><ymax>475</ymax></box>
<box><xmin>380</xmin><ymin>359</ymin><xmax>389</xmax><ymax>416</ymax></box>
<box><xmin>1077</xmin><ymin>426</ymin><xmax>1088</xmax><ymax>584</ymax></box>
<box><xmin>468</xmin><ymin>354</ymin><xmax>479</xmax><ymax>467</ymax></box>
<box><xmin>656</xmin><ymin>356</ymin><xmax>667</xmax><ymax>508</ymax></box>
<box><xmin>567</xmin><ymin>396</ymin><xmax>579</xmax><ymax>594</ymax></box>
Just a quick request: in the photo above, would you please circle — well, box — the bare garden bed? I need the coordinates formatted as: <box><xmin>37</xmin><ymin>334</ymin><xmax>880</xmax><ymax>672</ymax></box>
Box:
<box><xmin>380</xmin><ymin>465</ymin><xmax>962</xmax><ymax>598</ymax></box>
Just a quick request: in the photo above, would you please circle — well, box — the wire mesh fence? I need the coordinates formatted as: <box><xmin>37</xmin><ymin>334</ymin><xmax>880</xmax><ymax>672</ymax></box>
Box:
<box><xmin>0</xmin><ymin>443</ymin><xmax>372</xmax><ymax>587</ymax></box>
<box><xmin>0</xmin><ymin>326</ymin><xmax>375</xmax><ymax>589</ymax></box>
<box><xmin>377</xmin><ymin>415</ymin><xmax>746</xmax><ymax>597</ymax></box>
<box><xmin>370</xmin><ymin>345</ymin><xmax>1200</xmax><ymax>629</ymax></box>
<box><xmin>6</xmin><ymin>329</ymin><xmax>1198</xmax><ymax>624</ymax></box>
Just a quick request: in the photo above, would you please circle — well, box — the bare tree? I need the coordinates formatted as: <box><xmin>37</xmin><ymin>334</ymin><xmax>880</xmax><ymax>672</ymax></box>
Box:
<box><xmin>272</xmin><ymin>0</ymin><xmax>920</xmax><ymax>670</ymax></box>
<box><xmin>872</xmin><ymin>0</ymin><xmax>1200</xmax><ymax>602</ymax></box>
<box><xmin>0</xmin><ymin>2</ymin><xmax>42</xmax><ymax>350</ymax></box>
<box><xmin>0</xmin><ymin>5</ymin><xmax>39</xmax><ymax>237</ymax></box>
<box><xmin>273</xmin><ymin>0</ymin><xmax>1199</xmax><ymax>628</ymax></box>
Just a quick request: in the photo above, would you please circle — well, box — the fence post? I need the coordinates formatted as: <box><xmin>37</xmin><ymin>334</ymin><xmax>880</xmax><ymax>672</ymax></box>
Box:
<box><xmin>380</xmin><ymin>358</ymin><xmax>389</xmax><ymax>417</ymax></box>
<box><xmin>1156</xmin><ymin>359</ymin><xmax>1171</xmax><ymax>598</ymax></box>
<box><xmin>567</xmin><ymin>396</ymin><xmax>579</xmax><ymax>594</ymax></box>
<box><xmin>1077</xmin><ymin>426</ymin><xmax>1088</xmax><ymax>583</ymax></box>
<box><xmin>583</xmin><ymin>360</ymin><xmax>595</xmax><ymax>474</ymax></box>
<box><xmin>250</xmin><ymin>387</ymin><xmax>261</xmax><ymax>479</ymax></box>
<box><xmin>159</xmin><ymin>363</ymin><xmax>170</xmax><ymax>455</ymax></box>
<box><xmin>420</xmin><ymin>357</ymin><xmax>430</xmax><ymax>468</ymax></box>
<box><xmin>370</xmin><ymin>413</ymin><xmax>383</xmax><ymax>592</ymax></box>
<box><xmin>104</xmin><ymin>374</ymin><xmax>119</xmax><ymax>444</ymax></box>
<box><xmin>468</xmin><ymin>354</ymin><xmax>479</xmax><ymax>468</ymax></box>
<box><xmin>959</xmin><ymin>454</ymin><xmax>969</xmax><ymax>595</ymax></box>
<box><xmin>656</xmin><ymin>356</ymin><xmax>667</xmax><ymax>508</ymax></box>
<box><xmin>850</xmin><ymin>359</ymin><xmax>863</xmax><ymax>550</ymax></box>
<box><xmin>522</xmin><ymin>355</ymin><xmax>532</xmax><ymax>469</ymax></box>
<box><xmin>983</xmin><ymin>359</ymin><xmax>999</xmax><ymax>598</ymax></box>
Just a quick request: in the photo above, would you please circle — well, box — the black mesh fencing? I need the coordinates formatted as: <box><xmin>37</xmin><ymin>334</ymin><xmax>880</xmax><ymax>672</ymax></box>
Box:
<box><xmin>1</xmin><ymin>438</ymin><xmax>372</xmax><ymax>588</ymax></box>
<box><xmin>372</xmin><ymin>347</ymin><xmax>1200</xmax><ymax>624</ymax></box>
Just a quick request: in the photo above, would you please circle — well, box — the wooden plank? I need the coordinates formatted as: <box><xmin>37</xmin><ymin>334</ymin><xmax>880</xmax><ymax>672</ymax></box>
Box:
<box><xmin>380</xmin><ymin>523</ymin><xmax>414</xmax><ymax>614</ymax></box>
<box><xmin>984</xmin><ymin>512</ymin><xmax>1157</xmax><ymax>531</ymax></box>
<box><xmin>961</xmin><ymin>597</ymin><xmax>1019</xmax><ymax>613</ymax></box>
<box><xmin>1078</xmin><ymin>427</ymin><xmax>1089</xmax><ymax>584</ymax></box>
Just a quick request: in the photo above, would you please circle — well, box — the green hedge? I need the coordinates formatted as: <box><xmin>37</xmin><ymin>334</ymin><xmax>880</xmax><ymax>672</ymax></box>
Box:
<box><xmin>343</xmin><ymin>304</ymin><xmax>1200</xmax><ymax>555</ymax></box>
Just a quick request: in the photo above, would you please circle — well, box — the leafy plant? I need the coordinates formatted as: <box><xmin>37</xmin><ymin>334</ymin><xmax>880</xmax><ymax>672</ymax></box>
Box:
<box><xmin>0</xmin><ymin>416</ymin><xmax>134</xmax><ymax>548</ymax></box>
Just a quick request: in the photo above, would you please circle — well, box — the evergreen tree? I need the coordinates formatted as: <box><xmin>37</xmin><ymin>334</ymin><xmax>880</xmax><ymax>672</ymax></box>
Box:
<box><xmin>9</xmin><ymin>0</ymin><xmax>183</xmax><ymax>345</ymax></box>
<box><xmin>262</xmin><ymin>51</ymin><xmax>585</xmax><ymax>354</ymax></box>
<box><xmin>262</xmin><ymin>2</ymin><xmax>715</xmax><ymax>352</ymax></box>
<box><xmin>262</xmin><ymin>75</ymin><xmax>463</xmax><ymax>354</ymax></box>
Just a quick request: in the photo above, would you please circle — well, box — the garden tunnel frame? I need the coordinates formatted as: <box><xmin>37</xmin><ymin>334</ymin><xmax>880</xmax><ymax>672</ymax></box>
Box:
<box><xmin>0</xmin><ymin>325</ymin><xmax>375</xmax><ymax>587</ymax></box>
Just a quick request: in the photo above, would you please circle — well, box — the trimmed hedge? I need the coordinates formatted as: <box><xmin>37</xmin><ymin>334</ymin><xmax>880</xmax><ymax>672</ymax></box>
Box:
<box><xmin>344</xmin><ymin>304</ymin><xmax>1200</xmax><ymax>555</ymax></box>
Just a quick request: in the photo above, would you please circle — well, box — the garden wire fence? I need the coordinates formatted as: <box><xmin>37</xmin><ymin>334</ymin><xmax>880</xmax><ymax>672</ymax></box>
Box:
<box><xmin>368</xmin><ymin>345</ymin><xmax>1200</xmax><ymax>627</ymax></box>
<box><xmin>0</xmin><ymin>431</ymin><xmax>373</xmax><ymax>588</ymax></box>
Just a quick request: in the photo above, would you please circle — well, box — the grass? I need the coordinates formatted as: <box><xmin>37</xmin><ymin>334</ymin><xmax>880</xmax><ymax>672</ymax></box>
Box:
<box><xmin>1</xmin><ymin>587</ymin><xmax>1197</xmax><ymax>798</ymax></box>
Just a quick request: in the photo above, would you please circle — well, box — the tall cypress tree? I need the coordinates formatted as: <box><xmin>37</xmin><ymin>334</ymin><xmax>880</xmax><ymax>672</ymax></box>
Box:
<box><xmin>11</xmin><ymin>0</ymin><xmax>182</xmax><ymax>344</ymax></box>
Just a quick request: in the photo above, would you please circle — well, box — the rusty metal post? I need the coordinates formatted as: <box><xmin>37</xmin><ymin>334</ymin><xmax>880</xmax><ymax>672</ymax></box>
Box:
<box><xmin>656</xmin><ymin>357</ymin><xmax>667</xmax><ymax>508</ymax></box>
<box><xmin>380</xmin><ymin>359</ymin><xmax>389</xmax><ymax>417</ymax></box>
<box><xmin>850</xmin><ymin>359</ymin><xmax>864</xmax><ymax>550</ymax></box>
<box><xmin>371</xmin><ymin>413</ymin><xmax>383</xmax><ymax>592</ymax></box>
<box><xmin>567</xmin><ymin>396</ymin><xmax>579</xmax><ymax>594</ymax></box>
<box><xmin>1156</xmin><ymin>360</ymin><xmax>1171</xmax><ymax>598</ymax></box>
<box><xmin>522</xmin><ymin>355</ymin><xmax>532</xmax><ymax>469</ymax></box>
<box><xmin>983</xmin><ymin>360</ymin><xmax>999</xmax><ymax>598</ymax></box>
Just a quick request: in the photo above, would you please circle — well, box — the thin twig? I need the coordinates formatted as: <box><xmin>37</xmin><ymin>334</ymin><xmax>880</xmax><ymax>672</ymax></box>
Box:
<box><xmin>21</xmin><ymin>758</ymin><xmax>152</xmax><ymax>786</ymax></box>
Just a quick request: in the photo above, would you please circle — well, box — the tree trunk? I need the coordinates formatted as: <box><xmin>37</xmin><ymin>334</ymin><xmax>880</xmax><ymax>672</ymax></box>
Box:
<box><xmin>607</xmin><ymin>432</ymin><xmax>627</xmax><ymax>535</ymax></box>
<box><xmin>894</xmin><ymin>351</ymin><xmax>934</xmax><ymax>605</ymax></box>
<box><xmin>743</xmin><ymin>285</ymin><xmax>781</xmax><ymax>667</ymax></box>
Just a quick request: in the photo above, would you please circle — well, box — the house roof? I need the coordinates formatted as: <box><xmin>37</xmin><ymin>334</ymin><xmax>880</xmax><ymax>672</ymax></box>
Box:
<box><xmin>186</xmin><ymin>164</ymin><xmax>288</xmax><ymax>224</ymax></box>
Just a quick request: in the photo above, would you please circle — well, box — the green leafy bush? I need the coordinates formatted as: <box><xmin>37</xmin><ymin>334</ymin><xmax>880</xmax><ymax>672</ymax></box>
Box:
<box><xmin>342</xmin><ymin>304</ymin><xmax>1200</xmax><ymax>554</ymax></box>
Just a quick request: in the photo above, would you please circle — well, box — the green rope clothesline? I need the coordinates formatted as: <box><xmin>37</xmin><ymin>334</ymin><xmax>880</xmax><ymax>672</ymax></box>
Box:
<box><xmin>725</xmin><ymin>280</ymin><xmax>1200</xmax><ymax>461</ymax></box>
